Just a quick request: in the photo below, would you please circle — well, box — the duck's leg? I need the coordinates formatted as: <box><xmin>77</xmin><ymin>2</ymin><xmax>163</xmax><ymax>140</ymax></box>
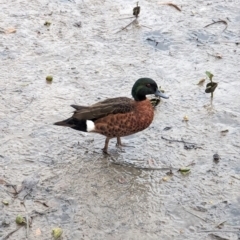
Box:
<box><xmin>116</xmin><ymin>137</ymin><xmax>122</xmax><ymax>146</ymax></box>
<box><xmin>116</xmin><ymin>137</ymin><xmax>134</xmax><ymax>149</ymax></box>
<box><xmin>116</xmin><ymin>137</ymin><xmax>128</xmax><ymax>147</ymax></box>
<box><xmin>102</xmin><ymin>137</ymin><xmax>111</xmax><ymax>154</ymax></box>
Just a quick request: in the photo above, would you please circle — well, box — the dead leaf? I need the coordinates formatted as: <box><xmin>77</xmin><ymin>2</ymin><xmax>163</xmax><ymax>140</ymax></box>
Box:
<box><xmin>5</xmin><ymin>27</ymin><xmax>16</xmax><ymax>34</ymax></box>
<box><xmin>162</xmin><ymin>176</ymin><xmax>170</xmax><ymax>181</ymax></box>
<box><xmin>118</xmin><ymin>177</ymin><xmax>126</xmax><ymax>184</ymax></box>
<box><xmin>197</xmin><ymin>78</ymin><xmax>205</xmax><ymax>86</ymax></box>
<box><xmin>221</xmin><ymin>129</ymin><xmax>229</xmax><ymax>133</ymax></box>
<box><xmin>205</xmin><ymin>82</ymin><xmax>218</xmax><ymax>93</ymax></box>
<box><xmin>183</xmin><ymin>115</ymin><xmax>189</xmax><ymax>121</ymax></box>
<box><xmin>0</xmin><ymin>179</ymin><xmax>7</xmax><ymax>185</ymax></box>
<box><xmin>35</xmin><ymin>228</ymin><xmax>41</xmax><ymax>236</ymax></box>
<box><xmin>207</xmin><ymin>52</ymin><xmax>223</xmax><ymax>59</ymax></box>
<box><xmin>214</xmin><ymin>53</ymin><xmax>222</xmax><ymax>59</ymax></box>
<box><xmin>148</xmin><ymin>159</ymin><xmax>156</xmax><ymax>166</ymax></box>
<box><xmin>160</xmin><ymin>2</ymin><xmax>181</xmax><ymax>12</ymax></box>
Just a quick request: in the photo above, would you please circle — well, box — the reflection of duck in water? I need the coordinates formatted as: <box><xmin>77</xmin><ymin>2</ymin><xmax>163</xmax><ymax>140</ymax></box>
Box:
<box><xmin>54</xmin><ymin>78</ymin><xmax>168</xmax><ymax>154</ymax></box>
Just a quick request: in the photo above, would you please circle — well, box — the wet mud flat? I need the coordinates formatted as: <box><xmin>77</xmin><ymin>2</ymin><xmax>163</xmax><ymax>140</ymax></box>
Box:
<box><xmin>0</xmin><ymin>0</ymin><xmax>240</xmax><ymax>239</ymax></box>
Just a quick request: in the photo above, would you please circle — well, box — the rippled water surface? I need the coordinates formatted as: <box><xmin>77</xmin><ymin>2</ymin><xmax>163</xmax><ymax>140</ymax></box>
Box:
<box><xmin>0</xmin><ymin>0</ymin><xmax>240</xmax><ymax>239</ymax></box>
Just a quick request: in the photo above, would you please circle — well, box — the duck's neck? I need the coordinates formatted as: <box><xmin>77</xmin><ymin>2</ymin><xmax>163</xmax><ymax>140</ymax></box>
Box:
<box><xmin>132</xmin><ymin>89</ymin><xmax>147</xmax><ymax>101</ymax></box>
<box><xmin>134</xmin><ymin>96</ymin><xmax>146</xmax><ymax>101</ymax></box>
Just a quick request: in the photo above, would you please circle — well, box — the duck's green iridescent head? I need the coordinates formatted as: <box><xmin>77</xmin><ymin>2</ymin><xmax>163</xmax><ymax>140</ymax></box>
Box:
<box><xmin>131</xmin><ymin>78</ymin><xmax>169</xmax><ymax>101</ymax></box>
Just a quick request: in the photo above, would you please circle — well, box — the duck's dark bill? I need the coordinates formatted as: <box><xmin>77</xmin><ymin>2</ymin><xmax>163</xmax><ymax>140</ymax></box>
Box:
<box><xmin>155</xmin><ymin>89</ymin><xmax>169</xmax><ymax>99</ymax></box>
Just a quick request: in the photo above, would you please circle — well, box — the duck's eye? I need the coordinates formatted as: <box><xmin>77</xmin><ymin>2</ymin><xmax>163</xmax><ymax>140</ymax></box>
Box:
<box><xmin>146</xmin><ymin>83</ymin><xmax>151</xmax><ymax>88</ymax></box>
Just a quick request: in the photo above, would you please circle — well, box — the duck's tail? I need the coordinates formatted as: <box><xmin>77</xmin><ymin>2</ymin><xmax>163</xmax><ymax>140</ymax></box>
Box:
<box><xmin>54</xmin><ymin>118</ymin><xmax>95</xmax><ymax>132</ymax></box>
<box><xmin>54</xmin><ymin>117</ymin><xmax>74</xmax><ymax>127</ymax></box>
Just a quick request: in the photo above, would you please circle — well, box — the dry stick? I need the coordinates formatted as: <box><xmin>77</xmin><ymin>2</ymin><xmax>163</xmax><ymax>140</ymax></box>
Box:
<box><xmin>116</xmin><ymin>18</ymin><xmax>137</xmax><ymax>33</ymax></box>
<box><xmin>161</xmin><ymin>136</ymin><xmax>196</xmax><ymax>145</ymax></box>
<box><xmin>204</xmin><ymin>20</ymin><xmax>228</xmax><ymax>32</ymax></box>
<box><xmin>22</xmin><ymin>201</ymin><xmax>30</xmax><ymax>239</ymax></box>
<box><xmin>207</xmin><ymin>52</ymin><xmax>222</xmax><ymax>59</ymax></box>
<box><xmin>182</xmin><ymin>207</ymin><xmax>212</xmax><ymax>223</ymax></box>
<box><xmin>2</xmin><ymin>226</ymin><xmax>23</xmax><ymax>240</ymax></box>
<box><xmin>34</xmin><ymin>200</ymin><xmax>49</xmax><ymax>207</ymax></box>
<box><xmin>220</xmin><ymin>41</ymin><xmax>240</xmax><ymax>44</ymax></box>
<box><xmin>118</xmin><ymin>17</ymin><xmax>135</xmax><ymax>20</ymax></box>
<box><xmin>198</xmin><ymin>230</ymin><xmax>239</xmax><ymax>233</ymax></box>
<box><xmin>134</xmin><ymin>166</ymin><xmax>176</xmax><ymax>170</ymax></box>
<box><xmin>231</xmin><ymin>175</ymin><xmax>240</xmax><ymax>180</ymax></box>
<box><xmin>186</xmin><ymin>161</ymin><xmax>196</xmax><ymax>167</ymax></box>
<box><xmin>116</xmin><ymin>2</ymin><xmax>152</xmax><ymax>33</ymax></box>
<box><xmin>215</xmin><ymin>220</ymin><xmax>227</xmax><ymax>229</ymax></box>
<box><xmin>139</xmin><ymin>24</ymin><xmax>152</xmax><ymax>29</ymax></box>
<box><xmin>110</xmin><ymin>157</ymin><xmax>177</xmax><ymax>170</ymax></box>
<box><xmin>30</xmin><ymin>208</ymin><xmax>57</xmax><ymax>217</ymax></box>
<box><xmin>160</xmin><ymin>3</ymin><xmax>181</xmax><ymax>12</ymax></box>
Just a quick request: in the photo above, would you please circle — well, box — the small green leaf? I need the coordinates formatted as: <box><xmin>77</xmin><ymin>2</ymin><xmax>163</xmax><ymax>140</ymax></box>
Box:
<box><xmin>205</xmin><ymin>71</ymin><xmax>214</xmax><ymax>81</ymax></box>
<box><xmin>52</xmin><ymin>228</ymin><xmax>63</xmax><ymax>239</ymax></box>
<box><xmin>179</xmin><ymin>168</ymin><xmax>191</xmax><ymax>175</ymax></box>
<box><xmin>16</xmin><ymin>215</ymin><xmax>26</xmax><ymax>224</ymax></box>
<box><xmin>2</xmin><ymin>200</ymin><xmax>9</xmax><ymax>205</ymax></box>
<box><xmin>46</xmin><ymin>75</ymin><xmax>53</xmax><ymax>82</ymax></box>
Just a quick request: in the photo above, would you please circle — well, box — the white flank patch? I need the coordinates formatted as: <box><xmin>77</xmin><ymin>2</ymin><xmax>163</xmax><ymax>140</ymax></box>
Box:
<box><xmin>86</xmin><ymin>120</ymin><xmax>95</xmax><ymax>132</ymax></box>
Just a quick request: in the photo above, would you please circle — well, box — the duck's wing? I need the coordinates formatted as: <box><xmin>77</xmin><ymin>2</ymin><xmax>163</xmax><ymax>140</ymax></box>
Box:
<box><xmin>71</xmin><ymin>97</ymin><xmax>135</xmax><ymax>120</ymax></box>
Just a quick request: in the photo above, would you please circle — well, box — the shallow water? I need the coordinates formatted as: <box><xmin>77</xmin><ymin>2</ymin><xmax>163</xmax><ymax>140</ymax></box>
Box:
<box><xmin>0</xmin><ymin>0</ymin><xmax>240</xmax><ymax>239</ymax></box>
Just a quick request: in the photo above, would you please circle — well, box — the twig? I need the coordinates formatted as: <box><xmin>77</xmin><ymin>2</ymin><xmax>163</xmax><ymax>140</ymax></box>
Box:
<box><xmin>139</xmin><ymin>24</ymin><xmax>152</xmax><ymax>30</ymax></box>
<box><xmin>110</xmin><ymin>157</ymin><xmax>178</xmax><ymax>170</ymax></box>
<box><xmin>198</xmin><ymin>230</ymin><xmax>239</xmax><ymax>233</ymax></box>
<box><xmin>216</xmin><ymin>220</ymin><xmax>227</xmax><ymax>229</ymax></box>
<box><xmin>204</xmin><ymin>20</ymin><xmax>228</xmax><ymax>32</ymax></box>
<box><xmin>159</xmin><ymin>3</ymin><xmax>181</xmax><ymax>12</ymax></box>
<box><xmin>34</xmin><ymin>200</ymin><xmax>49</xmax><ymax>207</ymax></box>
<box><xmin>2</xmin><ymin>226</ymin><xmax>23</xmax><ymax>240</ymax></box>
<box><xmin>5</xmin><ymin>184</ymin><xmax>19</xmax><ymax>195</ymax></box>
<box><xmin>231</xmin><ymin>175</ymin><xmax>240</xmax><ymax>180</ymax></box>
<box><xmin>207</xmin><ymin>52</ymin><xmax>222</xmax><ymax>59</ymax></box>
<box><xmin>30</xmin><ymin>208</ymin><xmax>57</xmax><ymax>217</ymax></box>
<box><xmin>21</xmin><ymin>201</ymin><xmax>30</xmax><ymax>239</ymax></box>
<box><xmin>220</xmin><ymin>41</ymin><xmax>240</xmax><ymax>44</ymax></box>
<box><xmin>130</xmin><ymin>166</ymin><xmax>177</xmax><ymax>171</ymax></box>
<box><xmin>116</xmin><ymin>19</ymin><xmax>137</xmax><ymax>33</ymax></box>
<box><xmin>118</xmin><ymin>17</ymin><xmax>135</xmax><ymax>20</ymax></box>
<box><xmin>186</xmin><ymin>161</ymin><xmax>196</xmax><ymax>167</ymax></box>
<box><xmin>161</xmin><ymin>136</ymin><xmax>196</xmax><ymax>145</ymax></box>
<box><xmin>182</xmin><ymin>207</ymin><xmax>211</xmax><ymax>223</ymax></box>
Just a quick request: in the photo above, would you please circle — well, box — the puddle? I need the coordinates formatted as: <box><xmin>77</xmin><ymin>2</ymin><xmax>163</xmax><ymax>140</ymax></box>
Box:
<box><xmin>188</xmin><ymin>29</ymin><xmax>218</xmax><ymax>44</ymax></box>
<box><xmin>145</xmin><ymin>31</ymin><xmax>173</xmax><ymax>51</ymax></box>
